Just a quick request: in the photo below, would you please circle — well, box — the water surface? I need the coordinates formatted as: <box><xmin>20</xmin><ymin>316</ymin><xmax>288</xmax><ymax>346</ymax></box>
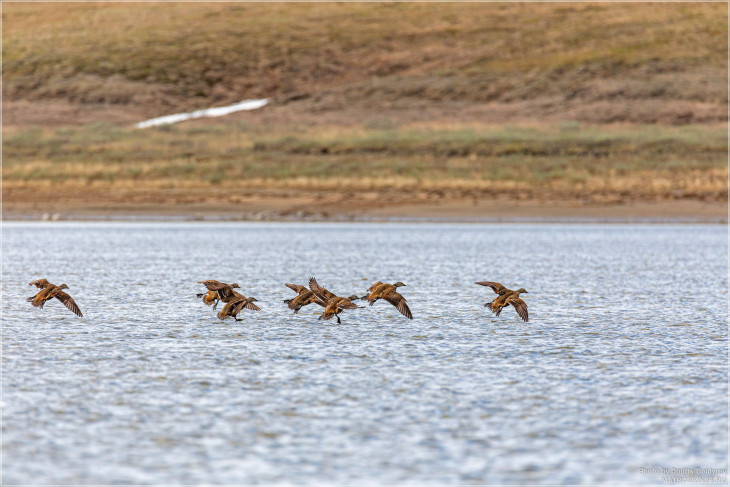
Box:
<box><xmin>3</xmin><ymin>223</ymin><xmax>727</xmax><ymax>484</ymax></box>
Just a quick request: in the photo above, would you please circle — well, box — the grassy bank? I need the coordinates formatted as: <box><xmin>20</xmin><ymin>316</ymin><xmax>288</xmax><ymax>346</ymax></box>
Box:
<box><xmin>4</xmin><ymin>122</ymin><xmax>726</xmax><ymax>201</ymax></box>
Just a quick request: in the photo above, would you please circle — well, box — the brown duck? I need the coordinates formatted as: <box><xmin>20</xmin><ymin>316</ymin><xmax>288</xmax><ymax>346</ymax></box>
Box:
<box><xmin>27</xmin><ymin>283</ymin><xmax>83</xmax><ymax>317</ymax></box>
<box><xmin>476</xmin><ymin>281</ymin><xmax>528</xmax><ymax>322</ymax></box>
<box><xmin>364</xmin><ymin>281</ymin><xmax>404</xmax><ymax>305</ymax></box>
<box><xmin>309</xmin><ymin>277</ymin><xmax>360</xmax><ymax>324</ymax></box>
<box><xmin>217</xmin><ymin>291</ymin><xmax>260</xmax><ymax>321</ymax></box>
<box><xmin>196</xmin><ymin>290</ymin><xmax>220</xmax><ymax>309</ymax></box>
<box><xmin>284</xmin><ymin>283</ymin><xmax>325</xmax><ymax>314</ymax></box>
<box><xmin>198</xmin><ymin>280</ymin><xmax>240</xmax><ymax>303</ymax></box>
<box><xmin>364</xmin><ymin>281</ymin><xmax>413</xmax><ymax>319</ymax></box>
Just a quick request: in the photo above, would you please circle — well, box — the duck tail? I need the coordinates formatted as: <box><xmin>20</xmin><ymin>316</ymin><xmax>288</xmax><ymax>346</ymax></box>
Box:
<box><xmin>196</xmin><ymin>293</ymin><xmax>205</xmax><ymax>299</ymax></box>
<box><xmin>26</xmin><ymin>296</ymin><xmax>35</xmax><ymax>302</ymax></box>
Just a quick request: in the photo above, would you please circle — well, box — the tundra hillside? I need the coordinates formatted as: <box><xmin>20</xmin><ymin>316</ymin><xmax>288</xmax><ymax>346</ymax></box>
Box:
<box><xmin>3</xmin><ymin>3</ymin><xmax>727</xmax><ymax>220</ymax></box>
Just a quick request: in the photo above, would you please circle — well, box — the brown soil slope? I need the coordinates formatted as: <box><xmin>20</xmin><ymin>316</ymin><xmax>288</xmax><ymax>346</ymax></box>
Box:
<box><xmin>4</xmin><ymin>3</ymin><xmax>727</xmax><ymax>125</ymax></box>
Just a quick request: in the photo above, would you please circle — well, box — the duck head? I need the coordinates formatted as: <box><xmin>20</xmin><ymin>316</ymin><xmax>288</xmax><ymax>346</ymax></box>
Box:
<box><xmin>247</xmin><ymin>297</ymin><xmax>258</xmax><ymax>302</ymax></box>
<box><xmin>393</xmin><ymin>282</ymin><xmax>406</xmax><ymax>287</ymax></box>
<box><xmin>231</xmin><ymin>283</ymin><xmax>240</xmax><ymax>288</ymax></box>
<box><xmin>347</xmin><ymin>295</ymin><xmax>360</xmax><ymax>301</ymax></box>
<box><xmin>59</xmin><ymin>284</ymin><xmax>69</xmax><ymax>290</ymax></box>
<box><xmin>516</xmin><ymin>288</ymin><xmax>528</xmax><ymax>294</ymax></box>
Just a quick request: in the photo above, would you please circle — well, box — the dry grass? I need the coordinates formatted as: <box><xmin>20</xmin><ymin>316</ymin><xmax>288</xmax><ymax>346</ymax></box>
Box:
<box><xmin>3</xmin><ymin>3</ymin><xmax>727</xmax><ymax>123</ymax></box>
<box><xmin>3</xmin><ymin>122</ymin><xmax>726</xmax><ymax>201</ymax></box>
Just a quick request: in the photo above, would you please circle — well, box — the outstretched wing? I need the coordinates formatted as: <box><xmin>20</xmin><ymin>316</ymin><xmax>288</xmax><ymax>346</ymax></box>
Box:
<box><xmin>508</xmin><ymin>297</ymin><xmax>529</xmax><ymax>322</ymax></box>
<box><xmin>285</xmin><ymin>283</ymin><xmax>308</xmax><ymax>294</ymax></box>
<box><xmin>367</xmin><ymin>281</ymin><xmax>383</xmax><ymax>292</ymax></box>
<box><xmin>309</xmin><ymin>277</ymin><xmax>335</xmax><ymax>302</ymax></box>
<box><xmin>54</xmin><ymin>291</ymin><xmax>83</xmax><ymax>317</ymax></box>
<box><xmin>475</xmin><ymin>281</ymin><xmax>506</xmax><ymax>294</ymax></box>
<box><xmin>383</xmin><ymin>292</ymin><xmax>413</xmax><ymax>319</ymax></box>
<box><xmin>198</xmin><ymin>280</ymin><xmax>227</xmax><ymax>291</ymax></box>
<box><xmin>29</xmin><ymin>279</ymin><xmax>51</xmax><ymax>289</ymax></box>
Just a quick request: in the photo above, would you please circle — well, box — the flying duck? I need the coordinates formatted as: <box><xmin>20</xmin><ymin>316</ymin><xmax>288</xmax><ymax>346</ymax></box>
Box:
<box><xmin>364</xmin><ymin>281</ymin><xmax>413</xmax><ymax>319</ymax></box>
<box><xmin>309</xmin><ymin>277</ymin><xmax>360</xmax><ymax>324</ymax></box>
<box><xmin>198</xmin><ymin>280</ymin><xmax>240</xmax><ymax>303</ymax></box>
<box><xmin>284</xmin><ymin>283</ymin><xmax>325</xmax><ymax>314</ymax></box>
<box><xmin>476</xmin><ymin>281</ymin><xmax>528</xmax><ymax>322</ymax></box>
<box><xmin>27</xmin><ymin>283</ymin><xmax>83</xmax><ymax>317</ymax></box>
<box><xmin>217</xmin><ymin>292</ymin><xmax>260</xmax><ymax>321</ymax></box>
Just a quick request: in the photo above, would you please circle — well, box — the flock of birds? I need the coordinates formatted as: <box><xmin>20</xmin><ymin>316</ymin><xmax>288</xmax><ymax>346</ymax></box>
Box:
<box><xmin>196</xmin><ymin>277</ymin><xmax>412</xmax><ymax>324</ymax></box>
<box><xmin>26</xmin><ymin>277</ymin><xmax>530</xmax><ymax>323</ymax></box>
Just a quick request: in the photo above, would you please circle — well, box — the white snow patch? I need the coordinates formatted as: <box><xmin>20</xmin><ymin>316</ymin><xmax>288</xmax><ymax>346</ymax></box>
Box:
<box><xmin>135</xmin><ymin>98</ymin><xmax>268</xmax><ymax>128</ymax></box>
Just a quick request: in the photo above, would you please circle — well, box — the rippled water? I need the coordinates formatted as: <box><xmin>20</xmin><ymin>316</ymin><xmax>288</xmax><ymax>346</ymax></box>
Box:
<box><xmin>3</xmin><ymin>222</ymin><xmax>727</xmax><ymax>484</ymax></box>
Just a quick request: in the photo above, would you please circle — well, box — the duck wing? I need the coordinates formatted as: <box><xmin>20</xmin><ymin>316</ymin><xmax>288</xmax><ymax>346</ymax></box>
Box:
<box><xmin>54</xmin><ymin>291</ymin><xmax>83</xmax><ymax>317</ymax></box>
<box><xmin>198</xmin><ymin>280</ymin><xmax>227</xmax><ymax>290</ymax></box>
<box><xmin>285</xmin><ymin>283</ymin><xmax>308</xmax><ymax>294</ymax></box>
<box><xmin>198</xmin><ymin>280</ymin><xmax>236</xmax><ymax>300</ymax></box>
<box><xmin>241</xmin><ymin>299</ymin><xmax>261</xmax><ymax>312</ymax></box>
<box><xmin>367</xmin><ymin>281</ymin><xmax>383</xmax><ymax>292</ymax></box>
<box><xmin>383</xmin><ymin>292</ymin><xmax>413</xmax><ymax>319</ymax></box>
<box><xmin>217</xmin><ymin>287</ymin><xmax>241</xmax><ymax>302</ymax></box>
<box><xmin>508</xmin><ymin>297</ymin><xmax>529</xmax><ymax>322</ymax></box>
<box><xmin>335</xmin><ymin>299</ymin><xmax>359</xmax><ymax>310</ymax></box>
<box><xmin>475</xmin><ymin>281</ymin><xmax>507</xmax><ymax>294</ymax></box>
<box><xmin>29</xmin><ymin>279</ymin><xmax>52</xmax><ymax>289</ymax></box>
<box><xmin>308</xmin><ymin>277</ymin><xmax>335</xmax><ymax>302</ymax></box>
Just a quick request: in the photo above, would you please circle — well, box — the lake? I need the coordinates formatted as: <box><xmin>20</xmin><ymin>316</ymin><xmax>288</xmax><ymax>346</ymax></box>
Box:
<box><xmin>2</xmin><ymin>222</ymin><xmax>727</xmax><ymax>484</ymax></box>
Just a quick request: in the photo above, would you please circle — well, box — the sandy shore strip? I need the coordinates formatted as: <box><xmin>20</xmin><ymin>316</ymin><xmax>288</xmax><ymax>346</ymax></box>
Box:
<box><xmin>3</xmin><ymin>198</ymin><xmax>726</xmax><ymax>223</ymax></box>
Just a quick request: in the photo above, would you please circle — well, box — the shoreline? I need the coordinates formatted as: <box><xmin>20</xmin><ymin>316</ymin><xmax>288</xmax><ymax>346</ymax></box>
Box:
<box><xmin>3</xmin><ymin>199</ymin><xmax>726</xmax><ymax>224</ymax></box>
